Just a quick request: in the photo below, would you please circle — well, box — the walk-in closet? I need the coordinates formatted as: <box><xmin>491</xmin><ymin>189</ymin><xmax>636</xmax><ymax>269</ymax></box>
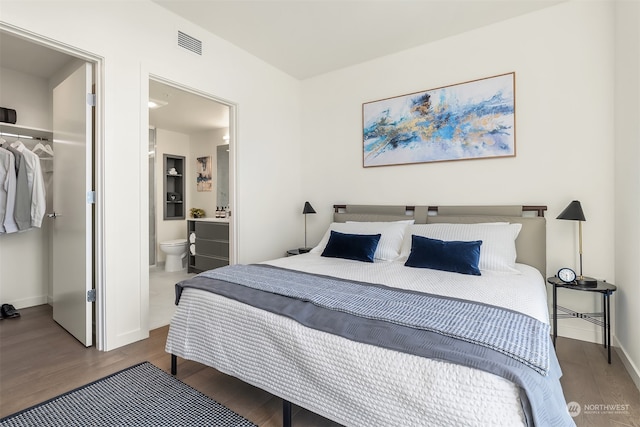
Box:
<box><xmin>0</xmin><ymin>124</ymin><xmax>54</xmax><ymax>309</ymax></box>
<box><xmin>0</xmin><ymin>30</ymin><xmax>95</xmax><ymax>346</ymax></box>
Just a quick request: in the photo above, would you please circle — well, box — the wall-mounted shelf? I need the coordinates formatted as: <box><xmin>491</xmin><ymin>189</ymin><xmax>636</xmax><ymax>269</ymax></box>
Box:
<box><xmin>163</xmin><ymin>154</ymin><xmax>185</xmax><ymax>220</ymax></box>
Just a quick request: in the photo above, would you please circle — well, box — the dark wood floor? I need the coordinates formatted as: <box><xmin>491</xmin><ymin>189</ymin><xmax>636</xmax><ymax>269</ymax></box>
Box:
<box><xmin>1</xmin><ymin>305</ymin><xmax>639</xmax><ymax>426</ymax></box>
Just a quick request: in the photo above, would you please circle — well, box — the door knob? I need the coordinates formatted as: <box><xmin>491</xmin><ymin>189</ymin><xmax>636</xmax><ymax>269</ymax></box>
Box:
<box><xmin>47</xmin><ymin>212</ymin><xmax>60</xmax><ymax>218</ymax></box>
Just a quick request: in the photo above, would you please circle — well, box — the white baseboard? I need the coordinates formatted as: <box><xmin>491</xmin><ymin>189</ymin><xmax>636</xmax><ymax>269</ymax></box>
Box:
<box><xmin>555</xmin><ymin>322</ymin><xmax>603</xmax><ymax>344</ymax></box>
<box><xmin>7</xmin><ymin>295</ymin><xmax>48</xmax><ymax>310</ymax></box>
<box><xmin>613</xmin><ymin>337</ymin><xmax>640</xmax><ymax>392</ymax></box>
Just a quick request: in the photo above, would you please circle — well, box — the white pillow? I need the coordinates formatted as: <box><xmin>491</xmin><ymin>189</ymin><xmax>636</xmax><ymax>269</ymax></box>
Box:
<box><xmin>311</xmin><ymin>221</ymin><xmax>413</xmax><ymax>261</ymax></box>
<box><xmin>400</xmin><ymin>222</ymin><xmax>522</xmax><ymax>273</ymax></box>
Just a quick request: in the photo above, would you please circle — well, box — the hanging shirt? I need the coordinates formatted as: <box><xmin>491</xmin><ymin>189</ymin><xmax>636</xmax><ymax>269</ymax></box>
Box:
<box><xmin>5</xmin><ymin>145</ymin><xmax>30</xmax><ymax>231</ymax></box>
<box><xmin>0</xmin><ymin>147</ymin><xmax>18</xmax><ymax>233</ymax></box>
<box><xmin>15</xmin><ymin>143</ymin><xmax>46</xmax><ymax>228</ymax></box>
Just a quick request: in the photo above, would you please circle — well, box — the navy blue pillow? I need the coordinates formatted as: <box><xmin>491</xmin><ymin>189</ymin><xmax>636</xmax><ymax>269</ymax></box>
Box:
<box><xmin>321</xmin><ymin>230</ymin><xmax>381</xmax><ymax>263</ymax></box>
<box><xmin>404</xmin><ymin>235</ymin><xmax>482</xmax><ymax>276</ymax></box>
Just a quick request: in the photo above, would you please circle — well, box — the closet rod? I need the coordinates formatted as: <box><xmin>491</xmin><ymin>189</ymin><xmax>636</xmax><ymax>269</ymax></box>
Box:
<box><xmin>0</xmin><ymin>131</ymin><xmax>50</xmax><ymax>142</ymax></box>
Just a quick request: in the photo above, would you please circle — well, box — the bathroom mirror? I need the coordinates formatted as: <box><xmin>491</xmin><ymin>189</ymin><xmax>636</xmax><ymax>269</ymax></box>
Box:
<box><xmin>216</xmin><ymin>144</ymin><xmax>229</xmax><ymax>208</ymax></box>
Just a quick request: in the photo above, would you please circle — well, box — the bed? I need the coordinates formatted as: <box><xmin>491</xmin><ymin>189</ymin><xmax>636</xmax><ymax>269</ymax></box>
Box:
<box><xmin>166</xmin><ymin>205</ymin><xmax>574</xmax><ymax>427</ymax></box>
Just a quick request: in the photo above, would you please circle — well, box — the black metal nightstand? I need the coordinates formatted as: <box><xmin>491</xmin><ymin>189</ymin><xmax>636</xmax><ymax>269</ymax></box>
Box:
<box><xmin>547</xmin><ymin>276</ymin><xmax>617</xmax><ymax>363</ymax></box>
<box><xmin>287</xmin><ymin>248</ymin><xmax>312</xmax><ymax>256</ymax></box>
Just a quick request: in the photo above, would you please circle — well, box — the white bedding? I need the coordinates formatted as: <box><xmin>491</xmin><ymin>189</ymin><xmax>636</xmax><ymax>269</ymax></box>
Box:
<box><xmin>166</xmin><ymin>253</ymin><xmax>549</xmax><ymax>426</ymax></box>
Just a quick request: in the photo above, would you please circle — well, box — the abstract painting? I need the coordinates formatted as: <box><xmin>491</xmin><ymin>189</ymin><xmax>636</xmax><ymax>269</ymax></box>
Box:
<box><xmin>363</xmin><ymin>72</ymin><xmax>515</xmax><ymax>167</ymax></box>
<box><xmin>196</xmin><ymin>156</ymin><xmax>212</xmax><ymax>192</ymax></box>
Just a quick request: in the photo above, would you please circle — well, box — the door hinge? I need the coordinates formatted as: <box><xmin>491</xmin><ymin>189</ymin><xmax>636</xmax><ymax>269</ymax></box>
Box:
<box><xmin>87</xmin><ymin>93</ymin><xmax>96</xmax><ymax>107</ymax></box>
<box><xmin>87</xmin><ymin>289</ymin><xmax>96</xmax><ymax>303</ymax></box>
<box><xmin>87</xmin><ymin>191</ymin><xmax>96</xmax><ymax>204</ymax></box>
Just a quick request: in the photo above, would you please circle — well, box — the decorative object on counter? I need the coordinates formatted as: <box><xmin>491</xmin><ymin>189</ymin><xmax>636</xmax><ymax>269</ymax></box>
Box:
<box><xmin>299</xmin><ymin>201</ymin><xmax>316</xmax><ymax>253</ymax></box>
<box><xmin>215</xmin><ymin>207</ymin><xmax>228</xmax><ymax>218</ymax></box>
<box><xmin>190</xmin><ymin>207</ymin><xmax>205</xmax><ymax>218</ymax></box>
<box><xmin>556</xmin><ymin>200</ymin><xmax>597</xmax><ymax>287</ymax></box>
<box><xmin>196</xmin><ymin>156</ymin><xmax>213</xmax><ymax>192</ymax></box>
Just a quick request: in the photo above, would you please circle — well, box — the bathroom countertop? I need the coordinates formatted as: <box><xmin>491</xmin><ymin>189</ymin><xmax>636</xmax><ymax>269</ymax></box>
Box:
<box><xmin>189</xmin><ymin>217</ymin><xmax>230</xmax><ymax>223</ymax></box>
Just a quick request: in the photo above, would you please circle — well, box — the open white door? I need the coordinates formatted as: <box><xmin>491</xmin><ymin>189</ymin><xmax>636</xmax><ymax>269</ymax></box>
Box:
<box><xmin>52</xmin><ymin>62</ymin><xmax>93</xmax><ymax>346</ymax></box>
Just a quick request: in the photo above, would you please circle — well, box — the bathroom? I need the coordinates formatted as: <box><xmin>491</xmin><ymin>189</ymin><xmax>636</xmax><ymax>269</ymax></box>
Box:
<box><xmin>148</xmin><ymin>79</ymin><xmax>230</xmax><ymax>329</ymax></box>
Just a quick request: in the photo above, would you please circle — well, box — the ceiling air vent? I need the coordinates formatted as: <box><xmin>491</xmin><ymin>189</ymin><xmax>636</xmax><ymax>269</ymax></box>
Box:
<box><xmin>178</xmin><ymin>31</ymin><xmax>202</xmax><ymax>55</ymax></box>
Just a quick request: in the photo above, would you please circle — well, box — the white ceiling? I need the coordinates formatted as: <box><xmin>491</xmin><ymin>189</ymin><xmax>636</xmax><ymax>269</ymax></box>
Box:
<box><xmin>153</xmin><ymin>0</ymin><xmax>564</xmax><ymax>80</ymax></box>
<box><xmin>149</xmin><ymin>79</ymin><xmax>230</xmax><ymax>134</ymax></box>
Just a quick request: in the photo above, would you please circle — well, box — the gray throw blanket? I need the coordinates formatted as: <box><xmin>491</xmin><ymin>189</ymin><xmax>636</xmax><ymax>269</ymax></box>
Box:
<box><xmin>177</xmin><ymin>264</ymin><xmax>574</xmax><ymax>427</ymax></box>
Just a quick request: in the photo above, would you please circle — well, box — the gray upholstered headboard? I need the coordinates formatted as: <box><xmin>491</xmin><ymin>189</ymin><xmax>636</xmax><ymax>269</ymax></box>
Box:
<box><xmin>333</xmin><ymin>204</ymin><xmax>547</xmax><ymax>275</ymax></box>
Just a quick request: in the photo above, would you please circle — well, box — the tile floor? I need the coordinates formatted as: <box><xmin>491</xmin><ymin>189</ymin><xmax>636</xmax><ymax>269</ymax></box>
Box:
<box><xmin>149</xmin><ymin>265</ymin><xmax>194</xmax><ymax>330</ymax></box>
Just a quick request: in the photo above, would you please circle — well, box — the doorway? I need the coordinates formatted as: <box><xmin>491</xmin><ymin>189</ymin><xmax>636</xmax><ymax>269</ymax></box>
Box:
<box><xmin>0</xmin><ymin>27</ymin><xmax>104</xmax><ymax>348</ymax></box>
<box><xmin>147</xmin><ymin>77</ymin><xmax>234</xmax><ymax>329</ymax></box>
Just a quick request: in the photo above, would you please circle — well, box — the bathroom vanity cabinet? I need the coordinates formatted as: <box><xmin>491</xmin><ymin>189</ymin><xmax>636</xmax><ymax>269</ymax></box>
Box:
<box><xmin>187</xmin><ymin>219</ymin><xmax>229</xmax><ymax>273</ymax></box>
<box><xmin>164</xmin><ymin>154</ymin><xmax>185</xmax><ymax>220</ymax></box>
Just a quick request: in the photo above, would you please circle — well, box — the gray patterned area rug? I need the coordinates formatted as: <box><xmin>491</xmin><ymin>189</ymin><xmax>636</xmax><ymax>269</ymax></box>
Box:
<box><xmin>0</xmin><ymin>362</ymin><xmax>257</xmax><ymax>427</ymax></box>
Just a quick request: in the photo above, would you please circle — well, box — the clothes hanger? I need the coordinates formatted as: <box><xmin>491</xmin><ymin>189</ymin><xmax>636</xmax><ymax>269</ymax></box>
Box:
<box><xmin>33</xmin><ymin>142</ymin><xmax>54</xmax><ymax>158</ymax></box>
<box><xmin>10</xmin><ymin>138</ymin><xmax>24</xmax><ymax>150</ymax></box>
<box><xmin>33</xmin><ymin>142</ymin><xmax>46</xmax><ymax>153</ymax></box>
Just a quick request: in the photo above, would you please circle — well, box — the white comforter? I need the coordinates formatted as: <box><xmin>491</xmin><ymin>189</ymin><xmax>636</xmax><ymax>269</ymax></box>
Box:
<box><xmin>166</xmin><ymin>254</ymin><xmax>549</xmax><ymax>427</ymax></box>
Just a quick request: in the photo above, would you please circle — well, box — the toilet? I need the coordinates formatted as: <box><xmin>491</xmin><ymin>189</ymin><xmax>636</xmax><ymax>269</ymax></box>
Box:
<box><xmin>159</xmin><ymin>239</ymin><xmax>188</xmax><ymax>272</ymax></box>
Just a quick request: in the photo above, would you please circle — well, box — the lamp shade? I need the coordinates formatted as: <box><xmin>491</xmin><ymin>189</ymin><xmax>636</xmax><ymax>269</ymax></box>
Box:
<box><xmin>302</xmin><ymin>201</ymin><xmax>316</xmax><ymax>215</ymax></box>
<box><xmin>556</xmin><ymin>200</ymin><xmax>586</xmax><ymax>221</ymax></box>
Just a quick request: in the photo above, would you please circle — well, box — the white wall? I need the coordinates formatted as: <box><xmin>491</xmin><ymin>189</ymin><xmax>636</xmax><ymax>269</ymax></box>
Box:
<box><xmin>301</xmin><ymin>1</ymin><xmax>616</xmax><ymax>343</ymax></box>
<box><xmin>1</xmin><ymin>0</ymin><xmax>303</xmax><ymax>350</ymax></box>
<box><xmin>614</xmin><ymin>0</ymin><xmax>640</xmax><ymax>389</ymax></box>
<box><xmin>0</xmin><ymin>66</ymin><xmax>50</xmax><ymax>129</ymax></box>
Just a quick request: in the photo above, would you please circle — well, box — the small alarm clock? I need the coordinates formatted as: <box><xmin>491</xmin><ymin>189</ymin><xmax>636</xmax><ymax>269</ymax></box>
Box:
<box><xmin>557</xmin><ymin>267</ymin><xmax>577</xmax><ymax>284</ymax></box>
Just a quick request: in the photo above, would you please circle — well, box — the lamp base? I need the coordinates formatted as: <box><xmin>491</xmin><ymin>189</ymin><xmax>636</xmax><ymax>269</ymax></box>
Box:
<box><xmin>576</xmin><ymin>276</ymin><xmax>598</xmax><ymax>287</ymax></box>
<box><xmin>298</xmin><ymin>247</ymin><xmax>312</xmax><ymax>254</ymax></box>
